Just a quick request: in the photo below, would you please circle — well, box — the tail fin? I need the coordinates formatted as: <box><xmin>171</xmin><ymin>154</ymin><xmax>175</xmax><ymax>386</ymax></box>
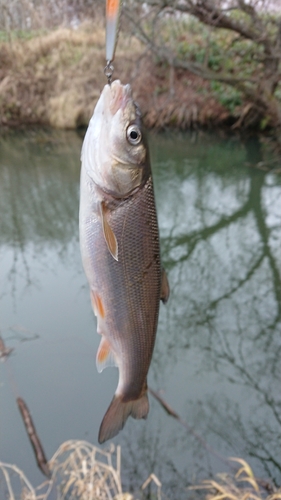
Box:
<box><xmin>98</xmin><ymin>392</ymin><xmax>149</xmax><ymax>444</ymax></box>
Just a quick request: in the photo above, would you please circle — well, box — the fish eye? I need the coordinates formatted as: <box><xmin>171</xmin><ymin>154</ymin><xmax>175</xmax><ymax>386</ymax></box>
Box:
<box><xmin>126</xmin><ymin>125</ymin><xmax>142</xmax><ymax>145</ymax></box>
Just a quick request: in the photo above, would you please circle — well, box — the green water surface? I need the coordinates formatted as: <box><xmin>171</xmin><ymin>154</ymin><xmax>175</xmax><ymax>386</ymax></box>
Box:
<box><xmin>0</xmin><ymin>129</ymin><xmax>280</xmax><ymax>498</ymax></box>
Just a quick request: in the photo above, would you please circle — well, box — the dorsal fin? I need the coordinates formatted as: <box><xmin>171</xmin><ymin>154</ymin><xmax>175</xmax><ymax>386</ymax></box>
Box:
<box><xmin>100</xmin><ymin>201</ymin><xmax>118</xmax><ymax>261</ymax></box>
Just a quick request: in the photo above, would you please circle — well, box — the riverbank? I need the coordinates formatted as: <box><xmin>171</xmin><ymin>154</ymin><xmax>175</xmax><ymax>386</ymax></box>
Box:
<box><xmin>0</xmin><ymin>24</ymin><xmax>247</xmax><ymax>130</ymax></box>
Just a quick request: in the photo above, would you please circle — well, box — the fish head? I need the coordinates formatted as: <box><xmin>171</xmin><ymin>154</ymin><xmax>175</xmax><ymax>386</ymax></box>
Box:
<box><xmin>82</xmin><ymin>79</ymin><xmax>150</xmax><ymax>197</ymax></box>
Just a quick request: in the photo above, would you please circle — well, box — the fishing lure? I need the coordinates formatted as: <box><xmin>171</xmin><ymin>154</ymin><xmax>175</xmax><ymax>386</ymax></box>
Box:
<box><xmin>105</xmin><ymin>0</ymin><xmax>122</xmax><ymax>83</ymax></box>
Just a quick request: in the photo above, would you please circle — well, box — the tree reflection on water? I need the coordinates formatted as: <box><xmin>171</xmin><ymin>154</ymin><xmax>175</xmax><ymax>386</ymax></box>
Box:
<box><xmin>0</xmin><ymin>130</ymin><xmax>280</xmax><ymax>497</ymax></box>
<box><xmin>0</xmin><ymin>130</ymin><xmax>81</xmax><ymax>296</ymax></box>
<box><xmin>148</xmin><ymin>133</ymin><xmax>281</xmax><ymax>494</ymax></box>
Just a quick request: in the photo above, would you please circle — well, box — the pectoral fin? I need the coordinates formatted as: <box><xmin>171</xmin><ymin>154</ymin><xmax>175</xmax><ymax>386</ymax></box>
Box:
<box><xmin>96</xmin><ymin>337</ymin><xmax>117</xmax><ymax>373</ymax></box>
<box><xmin>100</xmin><ymin>201</ymin><xmax>118</xmax><ymax>261</ymax></box>
<box><xmin>161</xmin><ymin>268</ymin><xmax>170</xmax><ymax>304</ymax></box>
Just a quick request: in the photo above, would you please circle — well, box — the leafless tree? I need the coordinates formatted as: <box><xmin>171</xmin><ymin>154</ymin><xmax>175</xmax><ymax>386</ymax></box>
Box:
<box><xmin>124</xmin><ymin>0</ymin><xmax>281</xmax><ymax>134</ymax></box>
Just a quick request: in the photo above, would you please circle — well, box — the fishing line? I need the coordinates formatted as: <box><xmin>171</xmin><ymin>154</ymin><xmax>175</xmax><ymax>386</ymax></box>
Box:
<box><xmin>148</xmin><ymin>387</ymin><xmax>237</xmax><ymax>472</ymax></box>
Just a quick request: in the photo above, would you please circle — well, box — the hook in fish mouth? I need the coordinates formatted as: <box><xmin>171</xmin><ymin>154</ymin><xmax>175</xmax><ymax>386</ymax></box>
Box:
<box><xmin>104</xmin><ymin>61</ymin><xmax>114</xmax><ymax>85</ymax></box>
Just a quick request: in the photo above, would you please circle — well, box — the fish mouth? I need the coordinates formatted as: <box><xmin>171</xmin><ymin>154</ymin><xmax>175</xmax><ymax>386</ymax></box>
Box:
<box><xmin>108</xmin><ymin>80</ymin><xmax>132</xmax><ymax>115</ymax></box>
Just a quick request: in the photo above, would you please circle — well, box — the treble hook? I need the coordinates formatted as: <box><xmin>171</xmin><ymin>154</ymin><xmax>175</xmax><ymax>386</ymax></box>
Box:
<box><xmin>104</xmin><ymin>60</ymin><xmax>114</xmax><ymax>85</ymax></box>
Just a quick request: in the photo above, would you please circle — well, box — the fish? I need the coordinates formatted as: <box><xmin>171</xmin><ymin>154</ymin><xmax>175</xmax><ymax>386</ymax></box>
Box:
<box><xmin>79</xmin><ymin>79</ymin><xmax>169</xmax><ymax>444</ymax></box>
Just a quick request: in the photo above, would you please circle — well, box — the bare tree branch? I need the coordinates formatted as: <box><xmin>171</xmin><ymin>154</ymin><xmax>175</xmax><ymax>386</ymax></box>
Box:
<box><xmin>124</xmin><ymin>0</ymin><xmax>281</xmax><ymax>130</ymax></box>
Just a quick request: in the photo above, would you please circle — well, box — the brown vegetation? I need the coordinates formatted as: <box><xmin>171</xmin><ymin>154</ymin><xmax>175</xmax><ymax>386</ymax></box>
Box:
<box><xmin>1</xmin><ymin>444</ymin><xmax>280</xmax><ymax>500</ymax></box>
<box><xmin>0</xmin><ymin>24</ymin><xmax>107</xmax><ymax>128</ymax></box>
<box><xmin>133</xmin><ymin>57</ymin><xmax>229</xmax><ymax>129</ymax></box>
<box><xmin>0</xmin><ymin>0</ymin><xmax>280</xmax><ymax>133</ymax></box>
<box><xmin>0</xmin><ymin>23</ymin><xmax>236</xmax><ymax>130</ymax></box>
<box><xmin>191</xmin><ymin>458</ymin><xmax>281</xmax><ymax>500</ymax></box>
<box><xmin>126</xmin><ymin>0</ymin><xmax>281</xmax><ymax>134</ymax></box>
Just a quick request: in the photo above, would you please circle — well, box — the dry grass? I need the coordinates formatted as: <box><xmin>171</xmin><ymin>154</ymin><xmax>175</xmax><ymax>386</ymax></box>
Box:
<box><xmin>0</xmin><ymin>440</ymin><xmax>129</xmax><ymax>500</ymax></box>
<box><xmin>0</xmin><ymin>23</ymin><xmax>143</xmax><ymax>128</ymax></box>
<box><xmin>0</xmin><ymin>24</ymin><xmax>107</xmax><ymax>128</ymax></box>
<box><xmin>1</xmin><ymin>448</ymin><xmax>280</xmax><ymax>500</ymax></box>
<box><xmin>49</xmin><ymin>440</ymin><xmax>123</xmax><ymax>500</ymax></box>
<box><xmin>0</xmin><ymin>23</ymin><xmax>228</xmax><ymax>130</ymax></box>
<box><xmin>191</xmin><ymin>458</ymin><xmax>281</xmax><ymax>500</ymax></box>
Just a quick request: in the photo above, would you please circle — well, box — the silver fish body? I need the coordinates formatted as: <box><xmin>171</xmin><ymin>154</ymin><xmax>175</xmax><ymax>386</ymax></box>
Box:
<box><xmin>79</xmin><ymin>80</ymin><xmax>169</xmax><ymax>443</ymax></box>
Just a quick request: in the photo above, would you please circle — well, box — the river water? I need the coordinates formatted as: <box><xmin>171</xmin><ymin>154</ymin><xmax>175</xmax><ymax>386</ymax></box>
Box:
<box><xmin>0</xmin><ymin>129</ymin><xmax>280</xmax><ymax>498</ymax></box>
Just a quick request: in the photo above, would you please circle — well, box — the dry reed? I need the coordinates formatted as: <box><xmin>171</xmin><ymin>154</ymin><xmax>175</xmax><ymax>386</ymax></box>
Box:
<box><xmin>1</xmin><ymin>448</ymin><xmax>280</xmax><ymax>500</ymax></box>
<box><xmin>0</xmin><ymin>440</ymin><xmax>126</xmax><ymax>500</ymax></box>
<box><xmin>190</xmin><ymin>458</ymin><xmax>281</xmax><ymax>500</ymax></box>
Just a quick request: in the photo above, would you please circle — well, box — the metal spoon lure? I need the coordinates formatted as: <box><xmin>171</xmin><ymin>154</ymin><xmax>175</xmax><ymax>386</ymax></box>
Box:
<box><xmin>104</xmin><ymin>0</ymin><xmax>122</xmax><ymax>84</ymax></box>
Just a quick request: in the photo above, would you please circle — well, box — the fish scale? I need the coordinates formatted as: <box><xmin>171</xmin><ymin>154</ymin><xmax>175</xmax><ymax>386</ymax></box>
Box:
<box><xmin>93</xmin><ymin>178</ymin><xmax>161</xmax><ymax>396</ymax></box>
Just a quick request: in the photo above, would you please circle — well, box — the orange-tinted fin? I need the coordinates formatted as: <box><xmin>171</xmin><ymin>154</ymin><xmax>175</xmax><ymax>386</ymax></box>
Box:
<box><xmin>96</xmin><ymin>337</ymin><xmax>117</xmax><ymax>373</ymax></box>
<box><xmin>98</xmin><ymin>391</ymin><xmax>149</xmax><ymax>444</ymax></box>
<box><xmin>100</xmin><ymin>202</ymin><xmax>118</xmax><ymax>261</ymax></box>
<box><xmin>91</xmin><ymin>290</ymin><xmax>105</xmax><ymax>319</ymax></box>
<box><xmin>160</xmin><ymin>268</ymin><xmax>170</xmax><ymax>304</ymax></box>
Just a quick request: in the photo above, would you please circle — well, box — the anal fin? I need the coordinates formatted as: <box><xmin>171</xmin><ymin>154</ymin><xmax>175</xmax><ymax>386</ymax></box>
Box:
<box><xmin>96</xmin><ymin>337</ymin><xmax>117</xmax><ymax>373</ymax></box>
<box><xmin>91</xmin><ymin>290</ymin><xmax>105</xmax><ymax>319</ymax></box>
